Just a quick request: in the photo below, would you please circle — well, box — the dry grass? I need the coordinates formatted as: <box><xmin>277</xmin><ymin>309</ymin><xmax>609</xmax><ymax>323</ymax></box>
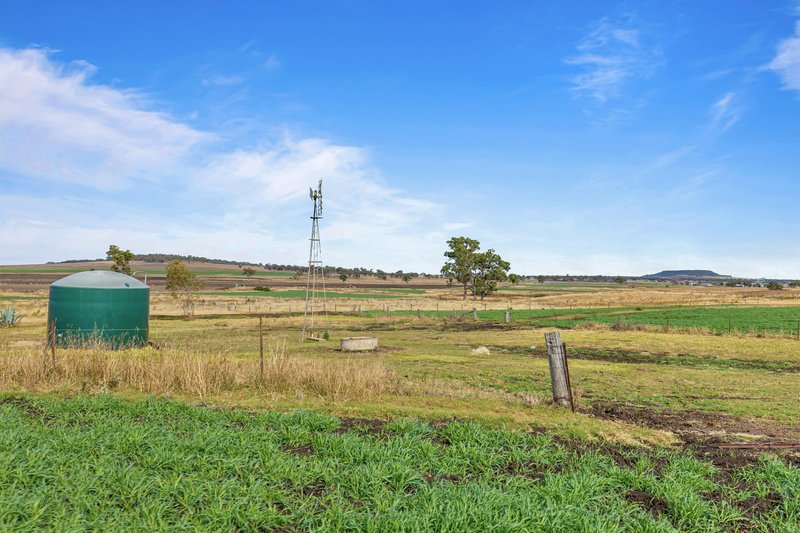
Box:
<box><xmin>0</xmin><ymin>340</ymin><xmax>403</xmax><ymax>402</ymax></box>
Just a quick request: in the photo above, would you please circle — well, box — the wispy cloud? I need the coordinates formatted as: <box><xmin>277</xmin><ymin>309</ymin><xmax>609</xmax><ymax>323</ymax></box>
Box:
<box><xmin>0</xmin><ymin>47</ymin><xmax>447</xmax><ymax>270</ymax></box>
<box><xmin>766</xmin><ymin>20</ymin><xmax>800</xmax><ymax>93</ymax></box>
<box><xmin>709</xmin><ymin>91</ymin><xmax>742</xmax><ymax>132</ymax></box>
<box><xmin>264</xmin><ymin>53</ymin><xmax>281</xmax><ymax>71</ymax></box>
<box><xmin>565</xmin><ymin>15</ymin><xmax>661</xmax><ymax>104</ymax></box>
<box><xmin>202</xmin><ymin>74</ymin><xmax>247</xmax><ymax>87</ymax></box>
<box><xmin>0</xmin><ymin>48</ymin><xmax>209</xmax><ymax>190</ymax></box>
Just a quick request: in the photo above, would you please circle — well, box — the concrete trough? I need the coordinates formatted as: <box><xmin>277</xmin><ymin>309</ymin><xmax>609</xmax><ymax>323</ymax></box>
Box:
<box><xmin>340</xmin><ymin>336</ymin><xmax>379</xmax><ymax>352</ymax></box>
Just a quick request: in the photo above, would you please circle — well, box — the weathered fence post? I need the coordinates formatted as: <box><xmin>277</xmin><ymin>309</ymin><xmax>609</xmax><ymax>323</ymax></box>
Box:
<box><xmin>544</xmin><ymin>332</ymin><xmax>574</xmax><ymax>410</ymax></box>
<box><xmin>472</xmin><ymin>308</ymin><xmax>478</xmax><ymax>320</ymax></box>
<box><xmin>504</xmin><ymin>310</ymin><xmax>511</xmax><ymax>323</ymax></box>
<box><xmin>259</xmin><ymin>316</ymin><xmax>265</xmax><ymax>380</ymax></box>
<box><xmin>49</xmin><ymin>320</ymin><xmax>57</xmax><ymax>366</ymax></box>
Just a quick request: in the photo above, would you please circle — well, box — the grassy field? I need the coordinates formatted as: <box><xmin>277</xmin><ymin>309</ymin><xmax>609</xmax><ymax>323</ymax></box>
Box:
<box><xmin>535</xmin><ymin>305</ymin><xmax>800</xmax><ymax>335</ymax></box>
<box><xmin>2</xmin><ymin>282</ymin><xmax>800</xmax><ymax>530</ymax></box>
<box><xmin>1</xmin><ymin>394</ymin><xmax>797</xmax><ymax>532</ymax></box>
<box><xmin>370</xmin><ymin>305</ymin><xmax>800</xmax><ymax>336</ymax></box>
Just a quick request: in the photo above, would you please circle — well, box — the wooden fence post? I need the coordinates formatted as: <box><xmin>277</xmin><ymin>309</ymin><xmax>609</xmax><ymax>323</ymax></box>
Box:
<box><xmin>544</xmin><ymin>332</ymin><xmax>574</xmax><ymax>410</ymax></box>
<box><xmin>259</xmin><ymin>316</ymin><xmax>265</xmax><ymax>380</ymax></box>
<box><xmin>472</xmin><ymin>308</ymin><xmax>478</xmax><ymax>320</ymax></box>
<box><xmin>49</xmin><ymin>320</ymin><xmax>56</xmax><ymax>366</ymax></box>
<box><xmin>504</xmin><ymin>310</ymin><xmax>511</xmax><ymax>323</ymax></box>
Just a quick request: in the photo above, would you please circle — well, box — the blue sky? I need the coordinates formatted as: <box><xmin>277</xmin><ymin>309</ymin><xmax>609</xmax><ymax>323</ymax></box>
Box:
<box><xmin>2</xmin><ymin>1</ymin><xmax>800</xmax><ymax>276</ymax></box>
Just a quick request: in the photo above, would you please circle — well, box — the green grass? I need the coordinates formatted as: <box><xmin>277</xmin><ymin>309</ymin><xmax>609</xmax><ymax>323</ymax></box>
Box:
<box><xmin>373</xmin><ymin>305</ymin><xmax>800</xmax><ymax>336</ymax></box>
<box><xmin>0</xmin><ymin>296</ymin><xmax>46</xmax><ymax>301</ymax></box>
<box><xmin>546</xmin><ymin>306</ymin><xmax>800</xmax><ymax>335</ymax></box>
<box><xmin>1</xmin><ymin>394</ymin><xmax>796</xmax><ymax>531</ymax></box>
<box><xmin>199</xmin><ymin>290</ymin><xmax>403</xmax><ymax>299</ymax></box>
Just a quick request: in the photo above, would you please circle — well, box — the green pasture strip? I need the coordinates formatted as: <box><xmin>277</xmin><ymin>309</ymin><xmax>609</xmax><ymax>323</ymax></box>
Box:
<box><xmin>198</xmin><ymin>290</ymin><xmax>402</xmax><ymax>299</ymax></box>
<box><xmin>373</xmin><ymin>305</ymin><xmax>800</xmax><ymax>335</ymax></box>
<box><xmin>1</xmin><ymin>395</ymin><xmax>796</xmax><ymax>531</ymax></box>
<box><xmin>548</xmin><ymin>306</ymin><xmax>800</xmax><ymax>335</ymax></box>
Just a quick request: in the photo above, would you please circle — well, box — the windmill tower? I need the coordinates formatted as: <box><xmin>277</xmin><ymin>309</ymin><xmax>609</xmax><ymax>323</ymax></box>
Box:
<box><xmin>301</xmin><ymin>179</ymin><xmax>328</xmax><ymax>340</ymax></box>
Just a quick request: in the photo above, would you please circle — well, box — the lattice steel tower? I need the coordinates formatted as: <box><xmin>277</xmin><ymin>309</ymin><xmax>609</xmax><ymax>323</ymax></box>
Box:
<box><xmin>301</xmin><ymin>179</ymin><xmax>328</xmax><ymax>340</ymax></box>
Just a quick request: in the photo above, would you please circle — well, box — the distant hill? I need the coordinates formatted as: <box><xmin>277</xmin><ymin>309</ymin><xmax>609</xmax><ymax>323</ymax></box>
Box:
<box><xmin>643</xmin><ymin>270</ymin><xmax>729</xmax><ymax>279</ymax></box>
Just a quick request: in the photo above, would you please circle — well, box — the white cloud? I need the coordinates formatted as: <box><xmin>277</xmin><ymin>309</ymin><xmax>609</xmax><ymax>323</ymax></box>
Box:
<box><xmin>566</xmin><ymin>16</ymin><xmax>660</xmax><ymax>104</ymax></box>
<box><xmin>709</xmin><ymin>92</ymin><xmax>742</xmax><ymax>132</ymax></box>
<box><xmin>0</xmin><ymin>47</ymin><xmax>447</xmax><ymax>271</ymax></box>
<box><xmin>767</xmin><ymin>21</ymin><xmax>800</xmax><ymax>92</ymax></box>
<box><xmin>0</xmin><ymin>48</ymin><xmax>209</xmax><ymax>190</ymax></box>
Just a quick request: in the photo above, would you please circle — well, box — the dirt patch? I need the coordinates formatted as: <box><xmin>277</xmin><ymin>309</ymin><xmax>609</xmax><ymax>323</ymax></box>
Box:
<box><xmin>439</xmin><ymin>321</ymin><xmax>508</xmax><ymax>332</ymax></box>
<box><xmin>588</xmin><ymin>401</ymin><xmax>800</xmax><ymax>445</ymax></box>
<box><xmin>625</xmin><ymin>490</ymin><xmax>670</xmax><ymax>519</ymax></box>
<box><xmin>300</xmin><ymin>480</ymin><xmax>328</xmax><ymax>498</ymax></box>
<box><xmin>281</xmin><ymin>444</ymin><xmax>314</xmax><ymax>457</ymax></box>
<box><xmin>422</xmin><ymin>472</ymin><xmax>463</xmax><ymax>484</ymax></box>
<box><xmin>499</xmin><ymin>460</ymin><xmax>561</xmax><ymax>480</ymax></box>
<box><xmin>334</xmin><ymin>417</ymin><xmax>388</xmax><ymax>438</ymax></box>
<box><xmin>737</xmin><ymin>492</ymin><xmax>782</xmax><ymax>519</ymax></box>
<box><xmin>588</xmin><ymin>400</ymin><xmax>800</xmax><ymax>476</ymax></box>
<box><xmin>0</xmin><ymin>396</ymin><xmax>45</xmax><ymax>418</ymax></box>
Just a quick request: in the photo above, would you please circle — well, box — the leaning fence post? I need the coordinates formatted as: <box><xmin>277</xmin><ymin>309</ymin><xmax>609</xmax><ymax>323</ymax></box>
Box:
<box><xmin>544</xmin><ymin>332</ymin><xmax>574</xmax><ymax>410</ymax></box>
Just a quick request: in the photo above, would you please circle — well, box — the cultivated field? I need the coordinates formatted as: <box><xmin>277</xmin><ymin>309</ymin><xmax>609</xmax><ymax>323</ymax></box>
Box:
<box><xmin>1</xmin><ymin>263</ymin><xmax>799</xmax><ymax>530</ymax></box>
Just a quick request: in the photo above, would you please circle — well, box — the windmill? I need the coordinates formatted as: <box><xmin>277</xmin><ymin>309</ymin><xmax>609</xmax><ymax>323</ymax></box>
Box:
<box><xmin>301</xmin><ymin>179</ymin><xmax>328</xmax><ymax>340</ymax></box>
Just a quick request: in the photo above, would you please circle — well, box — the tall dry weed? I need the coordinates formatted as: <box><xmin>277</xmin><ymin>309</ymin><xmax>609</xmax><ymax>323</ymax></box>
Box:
<box><xmin>0</xmin><ymin>340</ymin><xmax>402</xmax><ymax>401</ymax></box>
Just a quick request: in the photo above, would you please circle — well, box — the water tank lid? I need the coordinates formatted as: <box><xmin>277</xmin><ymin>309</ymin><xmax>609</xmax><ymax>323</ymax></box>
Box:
<box><xmin>51</xmin><ymin>270</ymin><xmax>148</xmax><ymax>289</ymax></box>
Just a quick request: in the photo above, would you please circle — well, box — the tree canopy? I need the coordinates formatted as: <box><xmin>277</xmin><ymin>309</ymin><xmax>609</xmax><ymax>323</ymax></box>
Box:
<box><xmin>165</xmin><ymin>260</ymin><xmax>204</xmax><ymax>315</ymax></box>
<box><xmin>106</xmin><ymin>245</ymin><xmax>135</xmax><ymax>276</ymax></box>
<box><xmin>441</xmin><ymin>237</ymin><xmax>510</xmax><ymax>300</ymax></box>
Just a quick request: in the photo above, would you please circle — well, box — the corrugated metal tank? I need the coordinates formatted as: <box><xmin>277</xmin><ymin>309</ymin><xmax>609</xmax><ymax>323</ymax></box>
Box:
<box><xmin>47</xmin><ymin>271</ymin><xmax>149</xmax><ymax>348</ymax></box>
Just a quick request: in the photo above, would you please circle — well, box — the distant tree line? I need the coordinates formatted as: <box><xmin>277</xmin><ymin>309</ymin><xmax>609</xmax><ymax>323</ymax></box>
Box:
<box><xmin>46</xmin><ymin>250</ymin><xmax>800</xmax><ymax>286</ymax></box>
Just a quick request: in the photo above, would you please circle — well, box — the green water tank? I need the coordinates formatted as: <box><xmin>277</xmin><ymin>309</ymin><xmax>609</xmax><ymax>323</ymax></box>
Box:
<box><xmin>47</xmin><ymin>271</ymin><xmax>149</xmax><ymax>348</ymax></box>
